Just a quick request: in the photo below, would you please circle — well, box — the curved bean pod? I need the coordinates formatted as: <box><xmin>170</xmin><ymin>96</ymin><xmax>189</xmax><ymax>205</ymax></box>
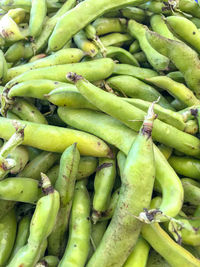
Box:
<box><xmin>58</xmin><ymin>107</ymin><xmax>183</xmax><ymax>218</ymax></box>
<box><xmin>67</xmin><ymin>74</ymin><xmax>200</xmax><ymax>157</ymax></box>
<box><xmin>29</xmin><ymin>0</ymin><xmax>46</xmax><ymax>38</ymax></box>
<box><xmin>0</xmin><ymin>117</ymin><xmax>112</xmax><ymax>157</ymax></box>
<box><xmin>92</xmin><ymin>17</ymin><xmax>127</xmax><ymax>35</ymax></box>
<box><xmin>182</xmin><ymin>178</ymin><xmax>200</xmax><ymax>205</ymax></box>
<box><xmin>5</xmin><ymin>48</ymin><xmax>84</xmax><ymax>82</ymax></box>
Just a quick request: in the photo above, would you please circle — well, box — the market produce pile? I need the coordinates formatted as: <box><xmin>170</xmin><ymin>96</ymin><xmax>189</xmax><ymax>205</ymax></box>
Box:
<box><xmin>1</xmin><ymin>0</ymin><xmax>200</xmax><ymax>266</ymax></box>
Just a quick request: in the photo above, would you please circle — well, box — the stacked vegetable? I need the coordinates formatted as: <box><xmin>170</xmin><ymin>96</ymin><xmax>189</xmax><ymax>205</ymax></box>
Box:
<box><xmin>0</xmin><ymin>0</ymin><xmax>200</xmax><ymax>266</ymax></box>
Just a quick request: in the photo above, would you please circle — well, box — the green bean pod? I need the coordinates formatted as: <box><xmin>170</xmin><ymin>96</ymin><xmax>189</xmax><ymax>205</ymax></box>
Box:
<box><xmin>167</xmin><ymin>71</ymin><xmax>185</xmax><ymax>84</ymax></box>
<box><xmin>18</xmin><ymin>151</ymin><xmax>59</xmax><ymax>180</ymax></box>
<box><xmin>10</xmin><ymin>98</ymin><xmax>48</xmax><ymax>124</ymax></box>
<box><xmin>142</xmin><ymin>222</ymin><xmax>200</xmax><ymax>267</ymax></box>
<box><xmin>48</xmin><ymin>0</ymin><xmax>148</xmax><ymax>51</ymax></box>
<box><xmin>29</xmin><ymin>0</ymin><xmax>46</xmax><ymax>38</ymax></box>
<box><xmin>121</xmin><ymin>6</ymin><xmax>146</xmax><ymax>22</ymax></box>
<box><xmin>92</xmin><ymin>18</ymin><xmax>127</xmax><ymax>36</ymax></box>
<box><xmin>124</xmin><ymin>98</ymin><xmax>186</xmax><ymax>131</ymax></box>
<box><xmin>113</xmin><ymin>63</ymin><xmax>158</xmax><ymax>80</ymax></box>
<box><xmin>123</xmin><ymin>236</ymin><xmax>150</xmax><ymax>267</ymax></box>
<box><xmin>5</xmin><ymin>48</ymin><xmax>84</xmax><ymax>82</ymax></box>
<box><xmin>5</xmin><ymin>41</ymin><xmax>26</xmax><ymax>63</ymax></box>
<box><xmin>146</xmin><ymin>30</ymin><xmax>200</xmax><ymax>99</ymax></box>
<box><xmin>59</xmin><ymin>180</ymin><xmax>91</xmax><ymax>267</ymax></box>
<box><xmin>9</xmin><ymin>145</ymin><xmax>29</xmax><ymax>174</ymax></box>
<box><xmin>106</xmin><ymin>46</ymin><xmax>139</xmax><ymax>66</ymax></box>
<box><xmin>89</xmin><ymin>221</ymin><xmax>108</xmax><ymax>254</ymax></box>
<box><xmin>168</xmin><ymin>156</ymin><xmax>200</xmax><ymax>181</ymax></box>
<box><xmin>129</xmin><ymin>40</ymin><xmax>140</xmax><ymax>54</ymax></box>
<box><xmin>107</xmin><ymin>75</ymin><xmax>172</xmax><ymax>110</ymax></box>
<box><xmin>0</xmin><ymin>209</ymin><xmax>17</xmax><ymax>266</ymax></box>
<box><xmin>147</xmin><ymin>76</ymin><xmax>200</xmax><ymax>107</ymax></box>
<box><xmin>178</xmin><ymin>0</ymin><xmax>200</xmax><ymax>19</ymax></box>
<box><xmin>8</xmin><ymin>79</ymin><xmax>73</xmax><ymax>100</ymax></box>
<box><xmin>7</xmin><ymin>174</ymin><xmax>60</xmax><ymax>267</ymax></box>
<box><xmin>100</xmin><ymin>33</ymin><xmax>133</xmax><ymax>47</ymax></box>
<box><xmin>128</xmin><ymin>20</ymin><xmax>170</xmax><ymax>71</ymax></box>
<box><xmin>87</xmin><ymin>102</ymin><xmax>156</xmax><ymax>267</ymax></box>
<box><xmin>8</xmin><ymin>214</ymin><xmax>31</xmax><ymax>262</ymax></box>
<box><xmin>74</xmin><ymin>30</ymin><xmax>98</xmax><ymax>57</ymax></box>
<box><xmin>67</xmin><ymin>74</ymin><xmax>200</xmax><ymax>158</ymax></box>
<box><xmin>5</xmin><ymin>58</ymin><xmax>115</xmax><ymax>90</ymax></box>
<box><xmin>0</xmin><ymin>117</ymin><xmax>112</xmax><ymax>157</ymax></box>
<box><xmin>182</xmin><ymin>178</ymin><xmax>200</xmax><ymax>205</ymax></box>
<box><xmin>58</xmin><ymin>107</ymin><xmax>183</xmax><ymax>219</ymax></box>
<box><xmin>92</xmin><ymin>157</ymin><xmax>116</xmax><ymax>223</ymax></box>
<box><xmin>0</xmin><ymin>177</ymin><xmax>40</xmax><ymax>203</ymax></box>
<box><xmin>150</xmin><ymin>14</ymin><xmax>177</xmax><ymax>40</ymax></box>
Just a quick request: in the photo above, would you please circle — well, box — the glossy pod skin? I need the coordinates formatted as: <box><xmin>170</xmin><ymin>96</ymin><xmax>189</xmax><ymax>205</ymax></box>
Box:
<box><xmin>92</xmin><ymin>157</ymin><xmax>116</xmax><ymax>223</ymax></box>
<box><xmin>168</xmin><ymin>156</ymin><xmax>200</xmax><ymax>181</ymax></box>
<box><xmin>146</xmin><ymin>76</ymin><xmax>200</xmax><ymax>107</ymax></box>
<box><xmin>59</xmin><ymin>180</ymin><xmax>91</xmax><ymax>267</ymax></box>
<box><xmin>17</xmin><ymin>151</ymin><xmax>60</xmax><ymax>180</ymax></box>
<box><xmin>107</xmin><ymin>75</ymin><xmax>172</xmax><ymax>110</ymax></box>
<box><xmin>29</xmin><ymin>0</ymin><xmax>47</xmax><ymax>38</ymax></box>
<box><xmin>0</xmin><ymin>177</ymin><xmax>40</xmax><ymax>203</ymax></box>
<box><xmin>48</xmin><ymin>144</ymin><xmax>80</xmax><ymax>257</ymax></box>
<box><xmin>92</xmin><ymin>17</ymin><xmax>127</xmax><ymax>35</ymax></box>
<box><xmin>123</xmin><ymin>236</ymin><xmax>150</xmax><ymax>267</ymax></box>
<box><xmin>0</xmin><ymin>117</ymin><xmax>112</xmax><ymax>157</ymax></box>
<box><xmin>5</xmin><ymin>48</ymin><xmax>84</xmax><ymax>82</ymax></box>
<box><xmin>58</xmin><ymin>107</ymin><xmax>183</xmax><ymax>219</ymax></box>
<box><xmin>8</xmin><ymin>214</ymin><xmax>31</xmax><ymax>262</ymax></box>
<box><xmin>4</xmin><ymin>58</ymin><xmax>115</xmax><ymax>90</ymax></box>
<box><xmin>67</xmin><ymin>75</ymin><xmax>200</xmax><ymax>158</ymax></box>
<box><xmin>128</xmin><ymin>20</ymin><xmax>170</xmax><ymax>71</ymax></box>
<box><xmin>142</xmin><ymin>223</ymin><xmax>200</xmax><ymax>267</ymax></box>
<box><xmin>166</xmin><ymin>16</ymin><xmax>200</xmax><ymax>54</ymax></box>
<box><xmin>87</xmin><ymin>103</ymin><xmax>156</xmax><ymax>267</ymax></box>
<box><xmin>48</xmin><ymin>0</ymin><xmax>150</xmax><ymax>51</ymax></box>
<box><xmin>8</xmin><ymin>80</ymin><xmax>75</xmax><ymax>100</ymax></box>
<box><xmin>146</xmin><ymin>30</ymin><xmax>200</xmax><ymax>99</ymax></box>
<box><xmin>0</xmin><ymin>209</ymin><xmax>17</xmax><ymax>266</ymax></box>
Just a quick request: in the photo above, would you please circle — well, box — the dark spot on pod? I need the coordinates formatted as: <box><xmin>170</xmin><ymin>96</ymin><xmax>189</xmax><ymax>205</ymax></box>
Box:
<box><xmin>20</xmin><ymin>190</ymin><xmax>23</xmax><ymax>194</ymax></box>
<box><xmin>191</xmin><ymin>108</ymin><xmax>198</xmax><ymax>117</ymax></box>
<box><xmin>74</xmin><ymin>244</ymin><xmax>77</xmax><ymax>247</ymax></box>
<box><xmin>96</xmin><ymin>163</ymin><xmax>113</xmax><ymax>172</ymax></box>
<box><xmin>193</xmin><ymin>31</ymin><xmax>196</xmax><ymax>35</ymax></box>
<box><xmin>42</xmin><ymin>185</ymin><xmax>54</xmax><ymax>195</ymax></box>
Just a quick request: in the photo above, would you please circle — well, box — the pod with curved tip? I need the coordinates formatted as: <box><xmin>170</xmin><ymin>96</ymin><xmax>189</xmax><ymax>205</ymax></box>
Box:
<box><xmin>146</xmin><ymin>30</ymin><xmax>200</xmax><ymax>99</ymax></box>
<box><xmin>100</xmin><ymin>33</ymin><xmax>133</xmax><ymax>47</ymax></box>
<box><xmin>147</xmin><ymin>76</ymin><xmax>200</xmax><ymax>107</ymax></box>
<box><xmin>128</xmin><ymin>20</ymin><xmax>170</xmax><ymax>71</ymax></box>
<box><xmin>0</xmin><ymin>117</ymin><xmax>112</xmax><ymax>157</ymax></box>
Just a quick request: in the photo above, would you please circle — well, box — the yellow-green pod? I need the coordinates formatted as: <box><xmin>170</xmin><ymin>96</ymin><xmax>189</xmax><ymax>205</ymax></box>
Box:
<box><xmin>29</xmin><ymin>0</ymin><xmax>47</xmax><ymax>38</ymax></box>
<box><xmin>123</xmin><ymin>236</ymin><xmax>150</xmax><ymax>267</ymax></box>
<box><xmin>74</xmin><ymin>30</ymin><xmax>98</xmax><ymax>57</ymax></box>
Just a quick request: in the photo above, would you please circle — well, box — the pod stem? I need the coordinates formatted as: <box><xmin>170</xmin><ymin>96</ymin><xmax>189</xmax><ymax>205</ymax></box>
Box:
<box><xmin>41</xmin><ymin>172</ymin><xmax>54</xmax><ymax>195</ymax></box>
<box><xmin>141</xmin><ymin>100</ymin><xmax>158</xmax><ymax>138</ymax></box>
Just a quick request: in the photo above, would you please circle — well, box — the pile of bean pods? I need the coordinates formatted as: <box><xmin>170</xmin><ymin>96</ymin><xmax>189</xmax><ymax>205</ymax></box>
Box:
<box><xmin>1</xmin><ymin>0</ymin><xmax>200</xmax><ymax>266</ymax></box>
